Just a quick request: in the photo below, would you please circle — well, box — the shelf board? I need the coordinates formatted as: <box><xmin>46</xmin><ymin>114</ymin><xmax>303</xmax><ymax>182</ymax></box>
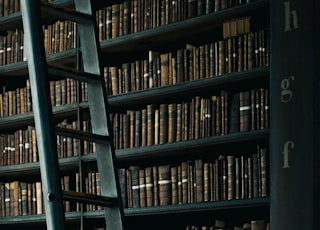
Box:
<box><xmin>0</xmin><ymin>211</ymin><xmax>81</xmax><ymax>225</ymax></box>
<box><xmin>0</xmin><ymin>48</ymin><xmax>78</xmax><ymax>76</ymax></box>
<box><xmin>0</xmin><ymin>102</ymin><xmax>82</xmax><ymax>131</ymax></box>
<box><xmin>101</xmin><ymin>0</ymin><xmax>269</xmax><ymax>65</ymax></box>
<box><xmin>0</xmin><ymin>130</ymin><xmax>268</xmax><ymax>177</ymax></box>
<box><xmin>116</xmin><ymin>129</ymin><xmax>269</xmax><ymax>162</ymax></box>
<box><xmin>0</xmin><ymin>67</ymin><xmax>268</xmax><ymax>130</ymax></box>
<box><xmin>83</xmin><ymin>197</ymin><xmax>269</xmax><ymax>218</ymax></box>
<box><xmin>0</xmin><ymin>198</ymin><xmax>269</xmax><ymax>224</ymax></box>
<box><xmin>0</xmin><ymin>156</ymin><xmax>79</xmax><ymax>180</ymax></box>
<box><xmin>81</xmin><ymin>129</ymin><xmax>269</xmax><ymax>163</ymax></box>
<box><xmin>108</xmin><ymin>67</ymin><xmax>269</xmax><ymax>109</ymax></box>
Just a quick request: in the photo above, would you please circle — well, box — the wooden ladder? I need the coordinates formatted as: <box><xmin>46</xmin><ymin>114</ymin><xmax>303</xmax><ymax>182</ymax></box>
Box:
<box><xmin>20</xmin><ymin>0</ymin><xmax>124</xmax><ymax>229</ymax></box>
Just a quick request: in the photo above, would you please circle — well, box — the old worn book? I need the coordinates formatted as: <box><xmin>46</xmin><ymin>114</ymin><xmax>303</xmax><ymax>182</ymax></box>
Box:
<box><xmin>130</xmin><ymin>166</ymin><xmax>140</xmax><ymax>208</ymax></box>
<box><xmin>145</xmin><ymin>166</ymin><xmax>154</xmax><ymax>207</ymax></box>
<box><xmin>158</xmin><ymin>164</ymin><xmax>171</xmax><ymax>206</ymax></box>
<box><xmin>227</xmin><ymin>155</ymin><xmax>235</xmax><ymax>200</ymax></box>
<box><xmin>195</xmin><ymin>159</ymin><xmax>204</xmax><ymax>202</ymax></box>
<box><xmin>139</xmin><ymin>168</ymin><xmax>146</xmax><ymax>207</ymax></box>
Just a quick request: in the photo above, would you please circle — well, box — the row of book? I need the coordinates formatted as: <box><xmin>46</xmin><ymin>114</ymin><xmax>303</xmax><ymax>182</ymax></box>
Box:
<box><xmin>0</xmin><ymin>175</ymin><xmax>75</xmax><ymax>217</ymax></box>
<box><xmin>186</xmin><ymin>219</ymin><xmax>270</xmax><ymax>230</ymax></box>
<box><xmin>0</xmin><ymin>0</ymin><xmax>20</xmax><ymax>17</ymax></box>
<box><xmin>110</xmin><ymin>89</ymin><xmax>269</xmax><ymax>149</ymax></box>
<box><xmin>0</xmin><ymin>77</ymin><xmax>77</xmax><ymax>117</ymax></box>
<box><xmin>122</xmin><ymin>145</ymin><xmax>267</xmax><ymax>208</ymax></box>
<box><xmin>0</xmin><ymin>0</ymin><xmax>63</xmax><ymax>17</ymax></box>
<box><xmin>0</xmin><ymin>20</ymin><xmax>77</xmax><ymax>66</ymax></box>
<box><xmin>96</xmin><ymin>0</ymin><xmax>256</xmax><ymax>39</ymax></box>
<box><xmin>0</xmin><ymin>143</ymin><xmax>267</xmax><ymax>216</ymax></box>
<box><xmin>43</xmin><ymin>20</ymin><xmax>77</xmax><ymax>55</ymax></box>
<box><xmin>0</xmin><ymin>119</ymin><xmax>96</xmax><ymax>166</ymax></box>
<box><xmin>0</xmin><ymin>88</ymin><xmax>268</xmax><ymax>166</ymax></box>
<box><xmin>0</xmin><ymin>29</ymin><xmax>25</xmax><ymax>65</ymax></box>
<box><xmin>105</xmin><ymin>29</ymin><xmax>269</xmax><ymax>95</ymax></box>
<box><xmin>0</xmin><ymin>27</ymin><xmax>268</xmax><ymax>117</ymax></box>
<box><xmin>0</xmin><ymin>171</ymin><xmax>104</xmax><ymax>216</ymax></box>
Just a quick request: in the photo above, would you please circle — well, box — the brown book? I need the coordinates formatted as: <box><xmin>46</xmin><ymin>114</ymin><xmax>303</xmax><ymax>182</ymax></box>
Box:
<box><xmin>36</xmin><ymin>182</ymin><xmax>42</xmax><ymax>214</ymax></box>
<box><xmin>239</xmin><ymin>91</ymin><xmax>251</xmax><ymax>132</ymax></box>
<box><xmin>247</xmin><ymin>32</ymin><xmax>254</xmax><ymax>70</ymax></box>
<box><xmin>129</xmin><ymin>110</ymin><xmax>135</xmax><ymax>148</ymax></box>
<box><xmin>168</xmin><ymin>103</ymin><xmax>177</xmax><ymax>143</ymax></box>
<box><xmin>145</xmin><ymin>166</ymin><xmax>154</xmax><ymax>207</ymax></box>
<box><xmin>158</xmin><ymin>164</ymin><xmax>171</xmax><ymax>206</ymax></box>
<box><xmin>160</xmin><ymin>53</ymin><xmax>169</xmax><ymax>86</ymax></box>
<box><xmin>235</xmin><ymin>157</ymin><xmax>241</xmax><ymax>200</ymax></box>
<box><xmin>218</xmin><ymin>40</ymin><xmax>225</xmax><ymax>76</ymax></box>
<box><xmin>195</xmin><ymin>159</ymin><xmax>203</xmax><ymax>202</ymax></box>
<box><xmin>171</xmin><ymin>165</ymin><xmax>178</xmax><ymax>205</ymax></box>
<box><xmin>134</xmin><ymin>60</ymin><xmax>141</xmax><ymax>91</ymax></box>
<box><xmin>110</xmin><ymin>66</ymin><xmax>119</xmax><ymax>95</ymax></box>
<box><xmin>182</xmin><ymin>101</ymin><xmax>189</xmax><ymax>141</ymax></box>
<box><xmin>120</xmin><ymin>114</ymin><xmax>130</xmax><ymax>148</ymax></box>
<box><xmin>139</xmin><ymin>168</ymin><xmax>146</xmax><ymax>207</ymax></box>
<box><xmin>215</xmin><ymin>95</ymin><xmax>221</xmax><ymax>135</ymax></box>
<box><xmin>152</xmin><ymin>165</ymin><xmax>159</xmax><ymax>206</ymax></box>
<box><xmin>194</xmin><ymin>96</ymin><xmax>200</xmax><ymax>139</ymax></box>
<box><xmin>176</xmin><ymin>49</ymin><xmax>184</xmax><ymax>83</ymax></box>
<box><xmin>260</xmin><ymin>146</ymin><xmax>268</xmax><ymax>197</ymax></box>
<box><xmin>141</xmin><ymin>108</ymin><xmax>147</xmax><ymax>146</ymax></box>
<box><xmin>203</xmin><ymin>162</ymin><xmax>210</xmax><ymax>202</ymax></box>
<box><xmin>159</xmin><ymin>103</ymin><xmax>168</xmax><ymax>144</ymax></box>
<box><xmin>111</xmin><ymin>4</ymin><xmax>120</xmax><ymax>38</ymax></box>
<box><xmin>134</xmin><ymin>110</ymin><xmax>141</xmax><ymax>147</ymax></box>
<box><xmin>177</xmin><ymin>164</ymin><xmax>182</xmax><ymax>204</ymax></box>
<box><xmin>255</xmin><ymin>89</ymin><xmax>261</xmax><ymax>130</ymax></box>
<box><xmin>181</xmin><ymin>161</ymin><xmax>188</xmax><ymax>204</ymax></box>
<box><xmin>4</xmin><ymin>182</ymin><xmax>10</xmax><ymax>216</ymax></box>
<box><xmin>188</xmin><ymin>161</ymin><xmax>194</xmax><ymax>203</ymax></box>
<box><xmin>227</xmin><ymin>155</ymin><xmax>235</xmax><ymax>200</ymax></box>
<box><xmin>170</xmin><ymin>52</ymin><xmax>177</xmax><ymax>84</ymax></box>
<box><xmin>126</xmin><ymin>168</ymin><xmax>132</xmax><ymax>208</ymax></box>
<box><xmin>247</xmin><ymin>156</ymin><xmax>253</xmax><ymax>198</ymax></box>
<box><xmin>123</xmin><ymin>62</ymin><xmax>131</xmax><ymax>93</ymax></box>
<box><xmin>251</xmin><ymin>220</ymin><xmax>266</xmax><ymax>230</ymax></box>
<box><xmin>147</xmin><ymin>104</ymin><xmax>155</xmax><ymax>146</ymax></box>
<box><xmin>214</xmin><ymin>158</ymin><xmax>220</xmax><ymax>201</ymax></box>
<box><xmin>154</xmin><ymin>108</ymin><xmax>159</xmax><ymax>145</ymax></box>
<box><xmin>176</xmin><ymin>103</ymin><xmax>182</xmax><ymax>142</ymax></box>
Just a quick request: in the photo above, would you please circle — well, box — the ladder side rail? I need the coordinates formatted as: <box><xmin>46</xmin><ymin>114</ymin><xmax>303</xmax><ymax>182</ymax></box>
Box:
<box><xmin>20</xmin><ymin>1</ymin><xmax>66</xmax><ymax>229</ymax></box>
<box><xmin>74</xmin><ymin>0</ymin><xmax>124</xmax><ymax>229</ymax></box>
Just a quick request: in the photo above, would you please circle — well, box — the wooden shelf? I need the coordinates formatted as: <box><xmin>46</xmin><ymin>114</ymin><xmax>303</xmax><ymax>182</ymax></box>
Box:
<box><xmin>101</xmin><ymin>0</ymin><xmax>269</xmax><ymax>65</ymax></box>
<box><xmin>0</xmin><ymin>67</ymin><xmax>269</xmax><ymax>130</ymax></box>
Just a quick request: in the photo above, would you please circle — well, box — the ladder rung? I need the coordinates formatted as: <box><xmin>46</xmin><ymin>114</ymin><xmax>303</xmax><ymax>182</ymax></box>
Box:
<box><xmin>40</xmin><ymin>1</ymin><xmax>92</xmax><ymax>24</ymax></box>
<box><xmin>55</xmin><ymin>126</ymin><xmax>109</xmax><ymax>143</ymax></box>
<box><xmin>48</xmin><ymin>64</ymin><xmax>102</xmax><ymax>83</ymax></box>
<box><xmin>63</xmin><ymin>190</ymin><xmax>118</xmax><ymax>207</ymax></box>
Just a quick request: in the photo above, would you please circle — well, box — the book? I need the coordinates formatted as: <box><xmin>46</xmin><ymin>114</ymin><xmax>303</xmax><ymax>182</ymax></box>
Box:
<box><xmin>130</xmin><ymin>166</ymin><xmax>140</xmax><ymax>208</ymax></box>
<box><xmin>158</xmin><ymin>164</ymin><xmax>171</xmax><ymax>206</ymax></box>
<box><xmin>145</xmin><ymin>166</ymin><xmax>154</xmax><ymax>207</ymax></box>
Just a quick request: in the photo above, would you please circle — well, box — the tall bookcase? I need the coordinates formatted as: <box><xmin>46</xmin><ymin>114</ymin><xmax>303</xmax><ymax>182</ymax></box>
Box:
<box><xmin>0</xmin><ymin>0</ymin><xmax>318</xmax><ymax>229</ymax></box>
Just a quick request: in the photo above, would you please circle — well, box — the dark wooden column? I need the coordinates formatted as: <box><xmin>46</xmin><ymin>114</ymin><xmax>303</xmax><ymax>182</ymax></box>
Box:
<box><xmin>270</xmin><ymin>0</ymin><xmax>320</xmax><ymax>229</ymax></box>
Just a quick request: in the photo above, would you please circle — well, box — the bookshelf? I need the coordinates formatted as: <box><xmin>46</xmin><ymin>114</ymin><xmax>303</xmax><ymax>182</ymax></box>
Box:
<box><xmin>3</xmin><ymin>0</ymin><xmax>318</xmax><ymax>229</ymax></box>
